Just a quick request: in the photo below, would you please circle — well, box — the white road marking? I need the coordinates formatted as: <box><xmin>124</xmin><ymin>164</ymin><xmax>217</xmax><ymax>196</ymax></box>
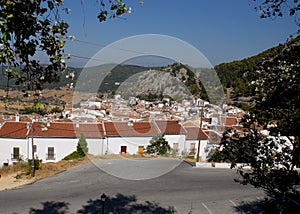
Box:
<box><xmin>202</xmin><ymin>203</ymin><xmax>213</xmax><ymax>214</ymax></box>
<box><xmin>229</xmin><ymin>200</ymin><xmax>243</xmax><ymax>213</ymax></box>
<box><xmin>287</xmin><ymin>197</ymin><xmax>300</xmax><ymax>207</ymax></box>
<box><xmin>229</xmin><ymin>200</ymin><xmax>238</xmax><ymax>206</ymax></box>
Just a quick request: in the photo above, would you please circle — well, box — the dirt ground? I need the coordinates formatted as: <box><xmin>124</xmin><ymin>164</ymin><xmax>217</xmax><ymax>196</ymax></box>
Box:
<box><xmin>0</xmin><ymin>156</ymin><xmax>91</xmax><ymax>191</ymax></box>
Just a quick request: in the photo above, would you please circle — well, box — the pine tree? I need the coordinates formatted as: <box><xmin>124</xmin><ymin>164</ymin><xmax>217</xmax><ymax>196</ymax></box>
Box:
<box><xmin>77</xmin><ymin>133</ymin><xmax>88</xmax><ymax>157</ymax></box>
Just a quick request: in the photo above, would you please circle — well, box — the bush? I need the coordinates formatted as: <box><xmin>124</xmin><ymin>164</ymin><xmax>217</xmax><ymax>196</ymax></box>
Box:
<box><xmin>146</xmin><ymin>134</ymin><xmax>170</xmax><ymax>156</ymax></box>
<box><xmin>63</xmin><ymin>151</ymin><xmax>82</xmax><ymax>160</ymax></box>
<box><xmin>64</xmin><ymin>134</ymin><xmax>89</xmax><ymax>160</ymax></box>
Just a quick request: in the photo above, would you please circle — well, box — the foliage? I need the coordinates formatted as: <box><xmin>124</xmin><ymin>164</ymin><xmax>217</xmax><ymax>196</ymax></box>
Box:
<box><xmin>27</xmin><ymin>159</ymin><xmax>42</xmax><ymax>175</ymax></box>
<box><xmin>50</xmin><ymin>106</ymin><xmax>63</xmax><ymax>114</ymax></box>
<box><xmin>0</xmin><ymin>0</ymin><xmax>134</xmax><ymax>111</ymax></box>
<box><xmin>212</xmin><ymin>114</ymin><xmax>300</xmax><ymax>213</ymax></box>
<box><xmin>0</xmin><ymin>0</ymin><xmax>68</xmax><ymax>93</ymax></box>
<box><xmin>253</xmin><ymin>0</ymin><xmax>300</xmax><ymax>26</ymax></box>
<box><xmin>210</xmin><ymin>114</ymin><xmax>259</xmax><ymax>164</ymax></box>
<box><xmin>63</xmin><ymin>151</ymin><xmax>82</xmax><ymax>160</ymax></box>
<box><xmin>146</xmin><ymin>134</ymin><xmax>171</xmax><ymax>156</ymax></box>
<box><xmin>63</xmin><ymin>133</ymin><xmax>88</xmax><ymax>160</ymax></box>
<box><xmin>97</xmin><ymin>0</ymin><xmax>132</xmax><ymax>22</ymax></box>
<box><xmin>77</xmin><ymin>133</ymin><xmax>88</xmax><ymax>157</ymax></box>
<box><xmin>247</xmin><ymin>37</ymin><xmax>300</xmax><ymax>168</ymax></box>
<box><xmin>214</xmin><ymin>42</ymin><xmax>285</xmax><ymax>97</ymax></box>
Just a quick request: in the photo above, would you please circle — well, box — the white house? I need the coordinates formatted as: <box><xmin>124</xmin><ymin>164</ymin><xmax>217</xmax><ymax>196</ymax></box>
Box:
<box><xmin>0</xmin><ymin>119</ymin><xmax>214</xmax><ymax>166</ymax></box>
<box><xmin>30</xmin><ymin>122</ymin><xmax>106</xmax><ymax>162</ymax></box>
<box><xmin>183</xmin><ymin>126</ymin><xmax>209</xmax><ymax>160</ymax></box>
<box><xmin>0</xmin><ymin>122</ymin><xmax>29</xmax><ymax>166</ymax></box>
<box><xmin>154</xmin><ymin>120</ymin><xmax>187</xmax><ymax>156</ymax></box>
<box><xmin>30</xmin><ymin>122</ymin><xmax>78</xmax><ymax>163</ymax></box>
<box><xmin>104</xmin><ymin>121</ymin><xmax>159</xmax><ymax>155</ymax></box>
<box><xmin>74</xmin><ymin>123</ymin><xmax>105</xmax><ymax>156</ymax></box>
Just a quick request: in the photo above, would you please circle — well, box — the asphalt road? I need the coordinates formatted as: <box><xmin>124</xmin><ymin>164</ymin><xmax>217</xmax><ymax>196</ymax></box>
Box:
<box><xmin>0</xmin><ymin>158</ymin><xmax>267</xmax><ymax>213</ymax></box>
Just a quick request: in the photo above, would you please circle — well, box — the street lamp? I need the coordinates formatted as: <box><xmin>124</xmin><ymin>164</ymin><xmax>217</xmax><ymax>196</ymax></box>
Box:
<box><xmin>101</xmin><ymin>193</ymin><xmax>106</xmax><ymax>214</ymax></box>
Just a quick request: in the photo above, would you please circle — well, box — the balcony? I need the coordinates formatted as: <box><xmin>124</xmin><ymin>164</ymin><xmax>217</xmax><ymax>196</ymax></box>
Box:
<box><xmin>11</xmin><ymin>153</ymin><xmax>20</xmax><ymax>161</ymax></box>
<box><xmin>46</xmin><ymin>153</ymin><xmax>56</xmax><ymax>160</ymax></box>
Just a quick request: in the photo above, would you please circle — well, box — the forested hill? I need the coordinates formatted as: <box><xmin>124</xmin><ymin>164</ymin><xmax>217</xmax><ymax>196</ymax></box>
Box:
<box><xmin>214</xmin><ymin>35</ymin><xmax>300</xmax><ymax>98</ymax></box>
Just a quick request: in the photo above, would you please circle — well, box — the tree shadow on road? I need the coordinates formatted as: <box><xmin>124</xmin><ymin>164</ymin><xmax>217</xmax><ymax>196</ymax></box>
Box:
<box><xmin>28</xmin><ymin>193</ymin><xmax>175</xmax><ymax>214</ymax></box>
<box><xmin>29</xmin><ymin>201</ymin><xmax>69</xmax><ymax>214</ymax></box>
<box><xmin>234</xmin><ymin>196</ymin><xmax>300</xmax><ymax>214</ymax></box>
<box><xmin>78</xmin><ymin>193</ymin><xmax>175</xmax><ymax>214</ymax></box>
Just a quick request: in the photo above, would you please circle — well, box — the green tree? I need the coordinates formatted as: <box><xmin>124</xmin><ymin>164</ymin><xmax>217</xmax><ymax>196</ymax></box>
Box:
<box><xmin>77</xmin><ymin>133</ymin><xmax>88</xmax><ymax>157</ymax></box>
<box><xmin>249</xmin><ymin>37</ymin><xmax>300</xmax><ymax>167</ymax></box>
<box><xmin>0</xmin><ymin>0</ymin><xmax>132</xmax><ymax>104</ymax></box>
<box><xmin>252</xmin><ymin>0</ymin><xmax>300</xmax><ymax>26</ymax></box>
<box><xmin>211</xmin><ymin>114</ymin><xmax>300</xmax><ymax>213</ymax></box>
<box><xmin>146</xmin><ymin>134</ymin><xmax>170</xmax><ymax>156</ymax></box>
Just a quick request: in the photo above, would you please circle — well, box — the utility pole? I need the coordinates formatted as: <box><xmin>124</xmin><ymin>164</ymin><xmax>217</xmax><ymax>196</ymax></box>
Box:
<box><xmin>28</xmin><ymin>122</ymin><xmax>35</xmax><ymax>177</ymax></box>
<box><xmin>196</xmin><ymin>106</ymin><xmax>204</xmax><ymax>162</ymax></box>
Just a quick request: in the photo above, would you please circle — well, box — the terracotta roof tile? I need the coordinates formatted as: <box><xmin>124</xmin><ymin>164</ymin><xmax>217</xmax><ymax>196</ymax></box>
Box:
<box><xmin>104</xmin><ymin>121</ymin><xmax>158</xmax><ymax>137</ymax></box>
<box><xmin>32</xmin><ymin>122</ymin><xmax>76</xmax><ymax>138</ymax></box>
<box><xmin>220</xmin><ymin>116</ymin><xmax>238</xmax><ymax>126</ymax></box>
<box><xmin>155</xmin><ymin>120</ymin><xmax>186</xmax><ymax>135</ymax></box>
<box><xmin>0</xmin><ymin>122</ymin><xmax>29</xmax><ymax>138</ymax></box>
<box><xmin>184</xmin><ymin>126</ymin><xmax>208</xmax><ymax>140</ymax></box>
<box><xmin>75</xmin><ymin>123</ymin><xmax>105</xmax><ymax>138</ymax></box>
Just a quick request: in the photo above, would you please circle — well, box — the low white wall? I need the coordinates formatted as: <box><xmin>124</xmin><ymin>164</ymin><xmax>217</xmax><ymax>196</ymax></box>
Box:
<box><xmin>214</xmin><ymin>163</ymin><xmax>232</xmax><ymax>168</ymax></box>
<box><xmin>196</xmin><ymin>162</ymin><xmax>212</xmax><ymax>168</ymax></box>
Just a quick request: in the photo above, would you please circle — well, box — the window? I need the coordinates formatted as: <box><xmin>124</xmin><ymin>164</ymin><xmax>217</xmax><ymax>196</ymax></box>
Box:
<box><xmin>173</xmin><ymin>143</ymin><xmax>179</xmax><ymax>153</ymax></box>
<box><xmin>47</xmin><ymin>147</ymin><xmax>55</xmax><ymax>160</ymax></box>
<box><xmin>12</xmin><ymin>147</ymin><xmax>20</xmax><ymax>160</ymax></box>
<box><xmin>189</xmin><ymin>143</ymin><xmax>196</xmax><ymax>155</ymax></box>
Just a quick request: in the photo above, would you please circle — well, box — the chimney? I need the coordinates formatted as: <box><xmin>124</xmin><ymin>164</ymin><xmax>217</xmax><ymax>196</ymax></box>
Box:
<box><xmin>15</xmin><ymin>114</ymin><xmax>20</xmax><ymax>122</ymax></box>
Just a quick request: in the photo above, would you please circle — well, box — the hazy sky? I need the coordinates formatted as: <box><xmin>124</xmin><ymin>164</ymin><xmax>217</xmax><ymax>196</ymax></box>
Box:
<box><xmin>60</xmin><ymin>0</ymin><xmax>298</xmax><ymax>67</ymax></box>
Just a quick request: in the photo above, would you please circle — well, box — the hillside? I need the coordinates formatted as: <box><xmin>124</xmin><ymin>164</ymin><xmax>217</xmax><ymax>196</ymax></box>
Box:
<box><xmin>1</xmin><ymin>35</ymin><xmax>299</xmax><ymax>114</ymax></box>
<box><xmin>214</xmin><ymin>35</ymin><xmax>300</xmax><ymax>101</ymax></box>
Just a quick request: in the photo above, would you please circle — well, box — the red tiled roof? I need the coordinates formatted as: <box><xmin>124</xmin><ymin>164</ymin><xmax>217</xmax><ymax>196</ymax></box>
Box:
<box><xmin>184</xmin><ymin>126</ymin><xmax>208</xmax><ymax>140</ymax></box>
<box><xmin>32</xmin><ymin>122</ymin><xmax>76</xmax><ymax>138</ymax></box>
<box><xmin>0</xmin><ymin>122</ymin><xmax>29</xmax><ymax>138</ymax></box>
<box><xmin>155</xmin><ymin>120</ymin><xmax>186</xmax><ymax>135</ymax></box>
<box><xmin>75</xmin><ymin>123</ymin><xmax>105</xmax><ymax>138</ymax></box>
<box><xmin>181</xmin><ymin>121</ymin><xmax>198</xmax><ymax>127</ymax></box>
<box><xmin>220</xmin><ymin>116</ymin><xmax>238</xmax><ymax>126</ymax></box>
<box><xmin>104</xmin><ymin>121</ymin><xmax>158</xmax><ymax>137</ymax></box>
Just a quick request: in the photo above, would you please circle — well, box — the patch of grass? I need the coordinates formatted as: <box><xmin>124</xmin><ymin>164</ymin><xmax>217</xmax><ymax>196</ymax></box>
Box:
<box><xmin>63</xmin><ymin>151</ymin><xmax>83</xmax><ymax>160</ymax></box>
<box><xmin>0</xmin><ymin>162</ymin><xmax>28</xmax><ymax>177</ymax></box>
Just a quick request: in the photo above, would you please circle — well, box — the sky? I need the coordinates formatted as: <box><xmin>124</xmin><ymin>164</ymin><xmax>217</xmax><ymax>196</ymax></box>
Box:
<box><xmin>59</xmin><ymin>0</ymin><xmax>299</xmax><ymax>67</ymax></box>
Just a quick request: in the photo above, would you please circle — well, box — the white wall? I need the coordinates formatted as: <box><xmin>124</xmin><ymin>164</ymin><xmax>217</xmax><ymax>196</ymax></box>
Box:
<box><xmin>186</xmin><ymin>139</ymin><xmax>208</xmax><ymax>161</ymax></box>
<box><xmin>86</xmin><ymin>138</ymin><xmax>105</xmax><ymax>156</ymax></box>
<box><xmin>164</xmin><ymin>134</ymin><xmax>186</xmax><ymax>156</ymax></box>
<box><xmin>0</xmin><ymin>138</ymin><xmax>28</xmax><ymax>166</ymax></box>
<box><xmin>105</xmin><ymin>137</ymin><xmax>153</xmax><ymax>155</ymax></box>
<box><xmin>29</xmin><ymin>138</ymin><xmax>78</xmax><ymax>163</ymax></box>
<box><xmin>199</xmin><ymin>140</ymin><xmax>208</xmax><ymax>161</ymax></box>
